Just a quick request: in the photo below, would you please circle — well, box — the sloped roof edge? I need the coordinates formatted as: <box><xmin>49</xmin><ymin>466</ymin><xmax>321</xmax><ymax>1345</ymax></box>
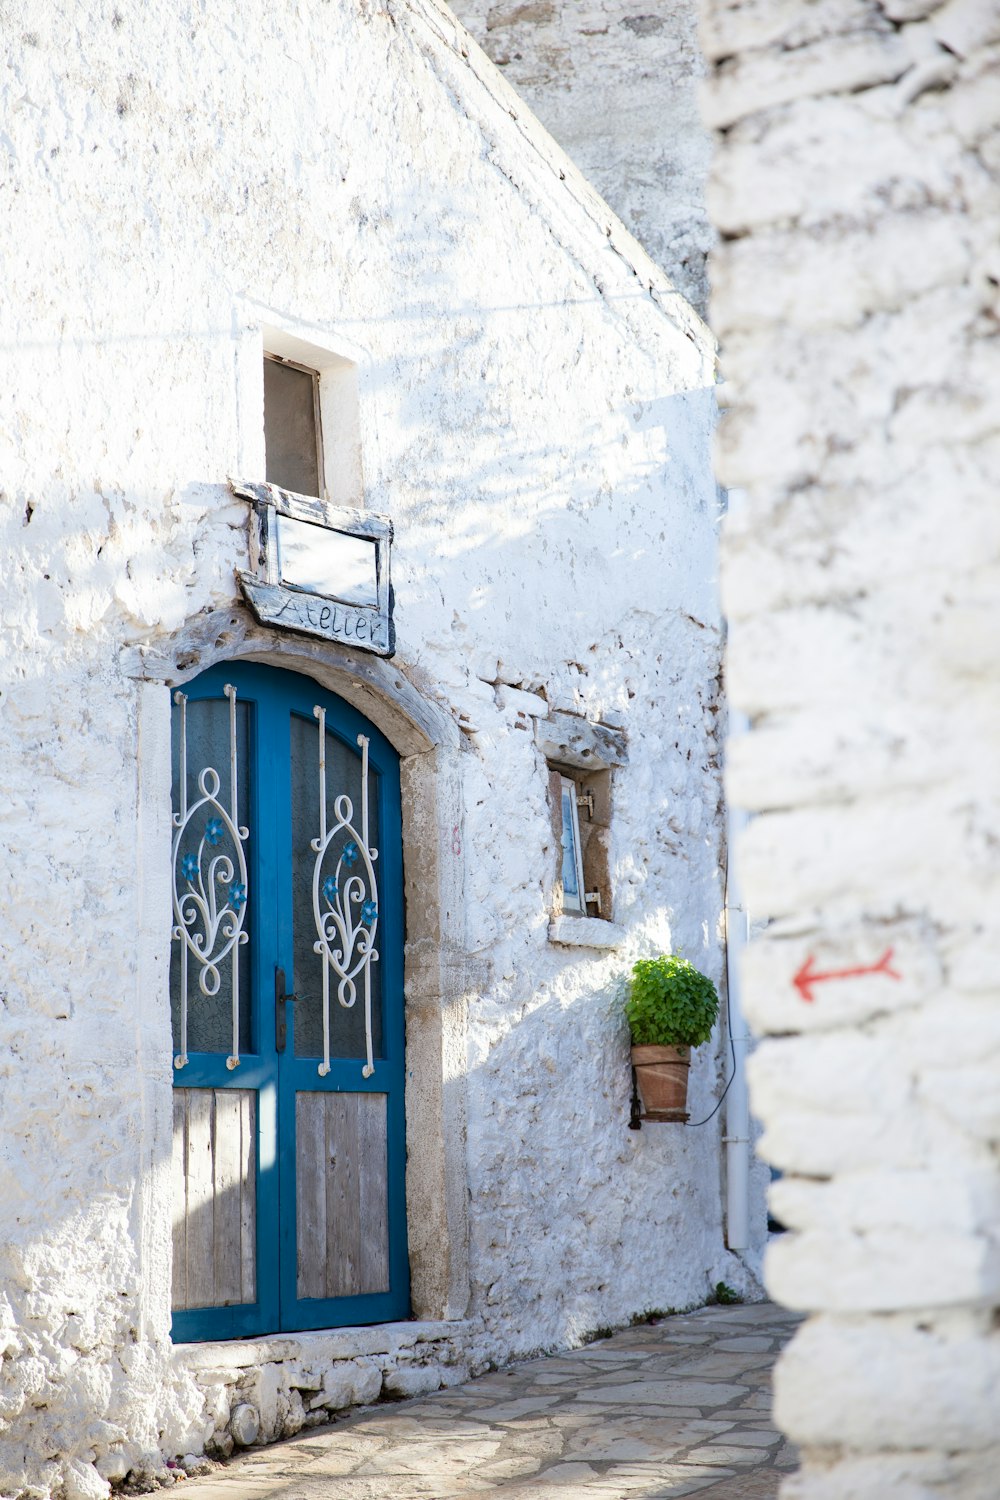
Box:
<box><xmin>392</xmin><ymin>0</ymin><xmax>714</xmax><ymax>357</ymax></box>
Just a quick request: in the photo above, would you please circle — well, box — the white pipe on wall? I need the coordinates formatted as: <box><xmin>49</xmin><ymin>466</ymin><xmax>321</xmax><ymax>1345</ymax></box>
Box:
<box><xmin>724</xmin><ymin>714</ymin><xmax>752</xmax><ymax>1251</ymax></box>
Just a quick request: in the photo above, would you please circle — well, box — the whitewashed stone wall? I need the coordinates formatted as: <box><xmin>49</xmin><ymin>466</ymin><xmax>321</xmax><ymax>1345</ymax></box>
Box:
<box><xmin>0</xmin><ymin>2</ymin><xmax>753</xmax><ymax>1495</ymax></box>
<box><xmin>449</xmin><ymin>0</ymin><xmax>714</xmax><ymax>314</ymax></box>
<box><xmin>706</xmin><ymin>0</ymin><xmax>1000</xmax><ymax>1495</ymax></box>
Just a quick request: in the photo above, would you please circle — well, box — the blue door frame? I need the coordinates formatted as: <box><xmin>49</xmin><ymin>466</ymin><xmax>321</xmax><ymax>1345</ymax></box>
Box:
<box><xmin>170</xmin><ymin>662</ymin><xmax>409</xmax><ymax>1342</ymax></box>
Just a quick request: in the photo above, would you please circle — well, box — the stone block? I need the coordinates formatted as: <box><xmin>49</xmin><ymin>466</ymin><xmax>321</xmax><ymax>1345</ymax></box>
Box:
<box><xmin>473</xmin><ymin>654</ymin><xmax>501</xmax><ymax>683</ymax></box>
<box><xmin>62</xmin><ymin>1460</ymin><xmax>108</xmax><ymax>1500</ymax></box>
<box><xmin>178</xmin><ymin>1457</ymin><xmax>212</xmax><ymax>1477</ymax></box>
<box><xmin>282</xmin><ymin>1389</ymin><xmax>305</xmax><ymax>1437</ymax></box>
<box><xmin>192</xmin><ymin>1368</ymin><xmax>243</xmax><ymax>1387</ymax></box>
<box><xmin>534</xmin><ymin>710</ymin><xmax>627</xmax><ymax>769</ymax></box>
<box><xmin>229</xmin><ymin>1405</ymin><xmax>259</xmax><ymax>1448</ymax></box>
<box><xmin>774</xmin><ymin>1317</ymin><xmax>1000</xmax><ymax>1450</ymax></box>
<box><xmin>702</xmin><ymin>30</ymin><xmax>922</xmax><ymax>130</ymax></box>
<box><xmin>382</xmin><ymin>1363</ymin><xmax>447</xmax><ymax>1398</ymax></box>
<box><xmin>547</xmin><ymin>916</ymin><xmax>625</xmax><ymax>949</ymax></box>
<box><xmin>713</xmin><ymin>216</ymin><xmax>971</xmax><ymax>333</ymax></box>
<box><xmin>734</xmin><ymin>793</ymin><xmax>957</xmax><ymax>924</ymax></box>
<box><xmin>932</xmin><ymin>0</ymin><xmax>1000</xmax><ymax>57</ymax></box>
<box><xmin>916</xmin><ymin>1066</ymin><xmax>1000</xmax><ymax>1141</ymax></box>
<box><xmin>316</xmin><ymin>1358</ymin><xmax>383</xmax><ymax>1410</ymax></box>
<box><xmin>318</xmin><ymin>1370</ymin><xmax>356</xmax><ymax>1411</ymax></box>
<box><xmin>748</xmin><ymin>1034</ymin><xmax>906</xmax><ymax>1117</ymax></box>
<box><xmin>198</xmin><ymin>1383</ymin><xmax>230</xmax><ymax>1434</ymax></box>
<box><xmin>709</xmin><ymin>92</ymin><xmax>962</xmax><ymax>234</ymax></box>
<box><xmin>769</xmin><ymin>1168</ymin><xmax>1000</xmax><ymax>1238</ymax></box>
<box><xmin>949</xmin><ymin>58</ymin><xmax>1000</xmax><ymax>141</ymax></box>
<box><xmin>94</xmin><ymin>1453</ymin><xmax>129</xmax><ymax>1484</ymax></box>
<box><xmin>248</xmin><ymin>1364</ymin><xmax>282</xmax><ymax>1443</ymax></box>
<box><xmin>495</xmin><ymin>684</ymin><xmax>549</xmax><ymax>719</ymax></box>
<box><xmin>781</xmin><ymin>1447</ymin><xmax>1000</xmax><ymax>1500</ymax></box>
<box><xmin>699</xmin><ymin>0</ymin><xmax>898</xmax><ymax>61</ymax></box>
<box><xmin>350</xmin><ymin>1359</ymin><xmax>384</xmax><ymax>1405</ymax></box>
<box><xmin>766</xmin><ymin>1228</ymin><xmax>1000</xmax><ymax>1312</ymax></box>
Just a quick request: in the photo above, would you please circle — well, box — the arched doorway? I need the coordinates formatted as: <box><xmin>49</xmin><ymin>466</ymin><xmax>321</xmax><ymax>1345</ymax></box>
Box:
<box><xmin>168</xmin><ymin>662</ymin><xmax>408</xmax><ymax>1341</ymax></box>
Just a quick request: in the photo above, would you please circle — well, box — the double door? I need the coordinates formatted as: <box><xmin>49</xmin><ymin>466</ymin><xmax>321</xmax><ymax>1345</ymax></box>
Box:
<box><xmin>168</xmin><ymin>662</ymin><xmax>408</xmax><ymax>1341</ymax></box>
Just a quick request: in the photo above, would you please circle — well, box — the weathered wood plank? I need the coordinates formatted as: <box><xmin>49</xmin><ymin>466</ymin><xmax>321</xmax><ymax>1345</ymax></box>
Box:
<box><xmin>239</xmin><ymin>1091</ymin><xmax>256</xmax><ymax>1304</ymax></box>
<box><xmin>185</xmin><ymin>1090</ymin><xmax>216</xmax><ymax>1309</ymax></box>
<box><xmin>230</xmin><ymin>478</ymin><xmax>393</xmax><ymax>540</ymax></box>
<box><xmin>172</xmin><ymin>1088</ymin><xmax>257</xmax><ymax>1311</ymax></box>
<box><xmin>295</xmin><ymin>1093</ymin><xmax>327</xmax><ymax>1300</ymax></box>
<box><xmin>171</xmin><ymin>1092</ymin><xmax>189</xmax><ymax>1310</ymax></box>
<box><xmin>212</xmin><ymin>1090</ymin><xmax>242</xmax><ymax>1306</ymax></box>
<box><xmin>357</xmin><ymin>1093</ymin><xmax>389</xmax><ymax>1295</ymax></box>
<box><xmin>238</xmin><ymin>575</ymin><xmax>390</xmax><ymax>656</ymax></box>
<box><xmin>326</xmin><ymin>1093</ymin><xmax>360</xmax><ymax>1298</ymax></box>
<box><xmin>295</xmin><ymin>1090</ymin><xmax>394</xmax><ymax>1303</ymax></box>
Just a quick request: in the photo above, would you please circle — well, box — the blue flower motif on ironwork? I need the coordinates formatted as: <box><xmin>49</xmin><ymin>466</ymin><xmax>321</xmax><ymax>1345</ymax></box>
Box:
<box><xmin>205</xmin><ymin>817</ymin><xmax>225</xmax><ymax>846</ymax></box>
<box><xmin>228</xmin><ymin>882</ymin><xmax>247</xmax><ymax>911</ymax></box>
<box><xmin>322</xmin><ymin>875</ymin><xmax>339</xmax><ymax>903</ymax></box>
<box><xmin>343</xmin><ymin>841</ymin><xmax>359</xmax><ymax>866</ymax></box>
<box><xmin>181</xmin><ymin>854</ymin><xmax>200</xmax><ymax>881</ymax></box>
<box><xmin>361</xmin><ymin>900</ymin><xmax>377</xmax><ymax>927</ymax></box>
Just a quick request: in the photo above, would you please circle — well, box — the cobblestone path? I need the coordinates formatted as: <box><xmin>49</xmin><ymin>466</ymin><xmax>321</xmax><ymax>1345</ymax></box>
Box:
<box><xmin>182</xmin><ymin>1303</ymin><xmax>799</xmax><ymax>1500</ymax></box>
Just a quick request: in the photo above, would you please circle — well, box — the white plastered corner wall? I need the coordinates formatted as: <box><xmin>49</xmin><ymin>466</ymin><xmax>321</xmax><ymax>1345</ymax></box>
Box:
<box><xmin>0</xmin><ymin>0</ymin><xmax>762</xmax><ymax>1492</ymax></box>
<box><xmin>702</xmin><ymin>0</ymin><xmax>1000</xmax><ymax>1493</ymax></box>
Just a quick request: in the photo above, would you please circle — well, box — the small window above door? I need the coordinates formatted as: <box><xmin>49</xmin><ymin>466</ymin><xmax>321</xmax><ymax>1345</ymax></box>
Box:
<box><xmin>264</xmin><ymin>354</ymin><xmax>323</xmax><ymax>500</ymax></box>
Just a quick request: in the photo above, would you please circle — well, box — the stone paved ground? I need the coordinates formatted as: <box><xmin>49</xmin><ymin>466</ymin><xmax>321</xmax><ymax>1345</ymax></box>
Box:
<box><xmin>181</xmin><ymin>1304</ymin><xmax>800</xmax><ymax>1500</ymax></box>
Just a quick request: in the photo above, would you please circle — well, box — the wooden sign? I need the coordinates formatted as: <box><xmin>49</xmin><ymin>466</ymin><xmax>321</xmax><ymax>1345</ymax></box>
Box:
<box><xmin>232</xmin><ymin>480</ymin><xmax>394</xmax><ymax>657</ymax></box>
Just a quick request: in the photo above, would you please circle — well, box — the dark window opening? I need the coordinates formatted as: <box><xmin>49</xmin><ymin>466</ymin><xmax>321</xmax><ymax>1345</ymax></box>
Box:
<box><xmin>264</xmin><ymin>355</ymin><xmax>322</xmax><ymax>498</ymax></box>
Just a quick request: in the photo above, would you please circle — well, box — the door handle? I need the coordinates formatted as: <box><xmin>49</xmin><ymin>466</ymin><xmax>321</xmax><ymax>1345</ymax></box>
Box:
<box><xmin>275</xmin><ymin>967</ymin><xmax>298</xmax><ymax>1053</ymax></box>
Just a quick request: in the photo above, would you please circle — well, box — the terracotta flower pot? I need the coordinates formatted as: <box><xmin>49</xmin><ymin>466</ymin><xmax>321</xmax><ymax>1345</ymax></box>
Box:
<box><xmin>631</xmin><ymin>1044</ymin><xmax>690</xmax><ymax>1122</ymax></box>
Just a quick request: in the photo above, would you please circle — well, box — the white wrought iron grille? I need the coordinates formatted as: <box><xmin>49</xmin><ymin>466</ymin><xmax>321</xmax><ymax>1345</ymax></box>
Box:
<box><xmin>171</xmin><ymin>684</ymin><xmax>250</xmax><ymax>1071</ymax></box>
<box><xmin>310</xmin><ymin>706</ymin><xmax>379</xmax><ymax>1079</ymax></box>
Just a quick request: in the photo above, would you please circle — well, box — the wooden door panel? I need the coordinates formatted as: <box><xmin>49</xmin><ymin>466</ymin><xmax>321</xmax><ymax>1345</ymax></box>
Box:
<box><xmin>170</xmin><ymin>663</ymin><xmax>406</xmax><ymax>1340</ymax></box>
<box><xmin>295</xmin><ymin>1091</ymin><xmax>389</xmax><ymax>1299</ymax></box>
<box><xmin>171</xmin><ymin>1088</ymin><xmax>257</xmax><ymax>1310</ymax></box>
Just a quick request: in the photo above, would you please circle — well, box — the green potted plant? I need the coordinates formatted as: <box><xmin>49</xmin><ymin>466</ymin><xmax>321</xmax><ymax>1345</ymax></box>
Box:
<box><xmin>626</xmin><ymin>955</ymin><xmax>719</xmax><ymax>1121</ymax></box>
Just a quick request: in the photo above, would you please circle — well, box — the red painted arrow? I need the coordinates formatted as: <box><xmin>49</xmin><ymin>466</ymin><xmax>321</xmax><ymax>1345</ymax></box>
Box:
<box><xmin>793</xmin><ymin>947</ymin><xmax>901</xmax><ymax>1003</ymax></box>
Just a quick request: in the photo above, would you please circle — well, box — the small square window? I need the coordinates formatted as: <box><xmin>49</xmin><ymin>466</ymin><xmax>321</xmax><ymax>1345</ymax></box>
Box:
<box><xmin>263</xmin><ymin>354</ymin><xmax>323</xmax><ymax>499</ymax></box>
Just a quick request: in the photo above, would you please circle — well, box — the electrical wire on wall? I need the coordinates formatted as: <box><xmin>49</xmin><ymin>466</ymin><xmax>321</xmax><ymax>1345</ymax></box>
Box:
<box><xmin>685</xmin><ymin>973</ymin><xmax>736</xmax><ymax>1128</ymax></box>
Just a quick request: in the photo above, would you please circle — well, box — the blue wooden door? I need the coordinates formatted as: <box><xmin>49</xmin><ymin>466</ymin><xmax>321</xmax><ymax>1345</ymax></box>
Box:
<box><xmin>169</xmin><ymin>662</ymin><xmax>409</xmax><ymax>1341</ymax></box>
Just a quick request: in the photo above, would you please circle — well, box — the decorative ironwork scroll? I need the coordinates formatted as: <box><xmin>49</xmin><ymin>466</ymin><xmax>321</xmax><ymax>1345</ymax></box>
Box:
<box><xmin>171</xmin><ymin>685</ymin><xmax>250</xmax><ymax>1071</ymax></box>
<box><xmin>310</xmin><ymin>707</ymin><xmax>379</xmax><ymax>1078</ymax></box>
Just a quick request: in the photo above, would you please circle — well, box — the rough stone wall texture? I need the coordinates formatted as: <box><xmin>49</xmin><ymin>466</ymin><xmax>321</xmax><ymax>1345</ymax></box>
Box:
<box><xmin>0</xmin><ymin>2</ymin><xmax>757</xmax><ymax>1495</ymax></box>
<box><xmin>448</xmin><ymin>0</ymin><xmax>714</xmax><ymax>315</ymax></box>
<box><xmin>704</xmin><ymin>0</ymin><xmax>1000</xmax><ymax>1495</ymax></box>
<box><xmin>168</xmin><ymin>1322</ymin><xmax>480</xmax><ymax>1464</ymax></box>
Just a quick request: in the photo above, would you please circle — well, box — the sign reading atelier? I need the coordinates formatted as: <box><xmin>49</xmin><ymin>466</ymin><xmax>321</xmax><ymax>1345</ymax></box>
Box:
<box><xmin>232</xmin><ymin>480</ymin><xmax>394</xmax><ymax>657</ymax></box>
